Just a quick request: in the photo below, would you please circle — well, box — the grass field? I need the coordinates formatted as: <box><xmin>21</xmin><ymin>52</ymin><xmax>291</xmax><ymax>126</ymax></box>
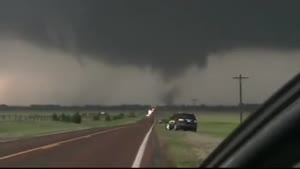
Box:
<box><xmin>0</xmin><ymin>111</ymin><xmax>144</xmax><ymax>140</ymax></box>
<box><xmin>155</xmin><ymin>112</ymin><xmax>251</xmax><ymax>168</ymax></box>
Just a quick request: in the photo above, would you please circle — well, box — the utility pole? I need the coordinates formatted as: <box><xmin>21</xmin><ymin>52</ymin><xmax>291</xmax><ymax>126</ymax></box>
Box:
<box><xmin>233</xmin><ymin>74</ymin><xmax>249</xmax><ymax>124</ymax></box>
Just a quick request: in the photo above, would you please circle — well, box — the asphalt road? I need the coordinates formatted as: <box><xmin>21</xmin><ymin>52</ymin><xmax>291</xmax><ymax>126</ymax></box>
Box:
<box><xmin>0</xmin><ymin>116</ymin><xmax>166</xmax><ymax>168</ymax></box>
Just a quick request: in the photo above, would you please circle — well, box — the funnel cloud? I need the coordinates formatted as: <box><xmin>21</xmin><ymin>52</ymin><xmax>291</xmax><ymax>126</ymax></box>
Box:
<box><xmin>161</xmin><ymin>85</ymin><xmax>181</xmax><ymax>106</ymax></box>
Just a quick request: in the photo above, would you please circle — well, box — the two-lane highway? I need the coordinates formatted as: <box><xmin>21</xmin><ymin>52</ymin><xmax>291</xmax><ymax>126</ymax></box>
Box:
<box><xmin>0</xmin><ymin>117</ymin><xmax>156</xmax><ymax>168</ymax></box>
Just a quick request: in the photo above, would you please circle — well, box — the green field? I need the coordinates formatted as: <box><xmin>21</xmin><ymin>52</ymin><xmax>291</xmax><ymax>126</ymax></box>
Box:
<box><xmin>0</xmin><ymin>111</ymin><xmax>144</xmax><ymax>140</ymax></box>
<box><xmin>155</xmin><ymin>112</ymin><xmax>251</xmax><ymax>168</ymax></box>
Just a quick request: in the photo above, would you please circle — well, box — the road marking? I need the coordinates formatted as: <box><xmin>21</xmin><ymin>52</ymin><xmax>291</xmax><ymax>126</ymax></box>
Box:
<box><xmin>0</xmin><ymin>139</ymin><xmax>16</xmax><ymax>143</ymax></box>
<box><xmin>40</xmin><ymin>143</ymin><xmax>60</xmax><ymax>150</ymax></box>
<box><xmin>35</xmin><ymin>128</ymin><xmax>89</xmax><ymax>137</ymax></box>
<box><xmin>0</xmin><ymin>126</ymin><xmax>127</xmax><ymax>161</ymax></box>
<box><xmin>0</xmin><ymin>127</ymin><xmax>94</xmax><ymax>143</ymax></box>
<box><xmin>83</xmin><ymin>135</ymin><xmax>91</xmax><ymax>138</ymax></box>
<box><xmin>132</xmin><ymin>123</ymin><xmax>155</xmax><ymax>168</ymax></box>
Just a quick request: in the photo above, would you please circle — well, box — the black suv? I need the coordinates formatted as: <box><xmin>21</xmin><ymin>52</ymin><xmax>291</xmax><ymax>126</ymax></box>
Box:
<box><xmin>165</xmin><ymin>113</ymin><xmax>198</xmax><ymax>132</ymax></box>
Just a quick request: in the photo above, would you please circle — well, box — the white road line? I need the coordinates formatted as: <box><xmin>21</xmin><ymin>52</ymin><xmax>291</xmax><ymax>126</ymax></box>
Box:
<box><xmin>132</xmin><ymin>123</ymin><xmax>155</xmax><ymax>168</ymax></box>
<box><xmin>0</xmin><ymin>126</ymin><xmax>127</xmax><ymax>161</ymax></box>
<box><xmin>0</xmin><ymin>139</ymin><xmax>17</xmax><ymax>143</ymax></box>
<box><xmin>35</xmin><ymin>128</ymin><xmax>89</xmax><ymax>137</ymax></box>
<box><xmin>0</xmin><ymin>127</ymin><xmax>91</xmax><ymax>143</ymax></box>
<box><xmin>40</xmin><ymin>143</ymin><xmax>60</xmax><ymax>150</ymax></box>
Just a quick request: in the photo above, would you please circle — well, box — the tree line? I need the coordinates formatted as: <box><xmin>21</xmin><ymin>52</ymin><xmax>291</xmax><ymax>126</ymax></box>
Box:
<box><xmin>51</xmin><ymin>112</ymin><xmax>137</xmax><ymax>124</ymax></box>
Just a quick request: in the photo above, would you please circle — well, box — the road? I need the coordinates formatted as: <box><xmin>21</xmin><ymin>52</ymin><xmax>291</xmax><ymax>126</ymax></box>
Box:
<box><xmin>0</xmin><ymin>116</ymin><xmax>168</xmax><ymax>168</ymax></box>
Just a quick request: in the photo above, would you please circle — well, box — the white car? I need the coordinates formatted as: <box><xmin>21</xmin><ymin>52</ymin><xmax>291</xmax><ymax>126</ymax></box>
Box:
<box><xmin>146</xmin><ymin>107</ymin><xmax>155</xmax><ymax>117</ymax></box>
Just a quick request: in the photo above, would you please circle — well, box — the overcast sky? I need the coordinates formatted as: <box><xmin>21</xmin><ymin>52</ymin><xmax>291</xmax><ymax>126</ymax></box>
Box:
<box><xmin>0</xmin><ymin>1</ymin><xmax>299</xmax><ymax>105</ymax></box>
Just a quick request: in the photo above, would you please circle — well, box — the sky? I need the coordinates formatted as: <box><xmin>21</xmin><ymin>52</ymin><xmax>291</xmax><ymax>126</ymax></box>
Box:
<box><xmin>0</xmin><ymin>0</ymin><xmax>299</xmax><ymax>105</ymax></box>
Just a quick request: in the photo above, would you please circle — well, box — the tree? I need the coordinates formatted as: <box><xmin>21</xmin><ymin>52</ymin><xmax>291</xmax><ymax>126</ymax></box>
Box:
<box><xmin>105</xmin><ymin>114</ymin><xmax>111</xmax><ymax>121</ymax></box>
<box><xmin>112</xmin><ymin>115</ymin><xmax>119</xmax><ymax>120</ymax></box>
<box><xmin>93</xmin><ymin>113</ymin><xmax>101</xmax><ymax>121</ymax></box>
<box><xmin>52</xmin><ymin>113</ymin><xmax>59</xmax><ymax>121</ymax></box>
<box><xmin>60</xmin><ymin>113</ymin><xmax>67</xmax><ymax>122</ymax></box>
<box><xmin>118</xmin><ymin>112</ymin><xmax>125</xmax><ymax>119</ymax></box>
<box><xmin>72</xmin><ymin>112</ymin><xmax>82</xmax><ymax>124</ymax></box>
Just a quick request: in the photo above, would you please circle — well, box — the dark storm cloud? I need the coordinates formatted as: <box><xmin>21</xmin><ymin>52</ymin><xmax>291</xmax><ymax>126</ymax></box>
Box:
<box><xmin>0</xmin><ymin>0</ymin><xmax>300</xmax><ymax>81</ymax></box>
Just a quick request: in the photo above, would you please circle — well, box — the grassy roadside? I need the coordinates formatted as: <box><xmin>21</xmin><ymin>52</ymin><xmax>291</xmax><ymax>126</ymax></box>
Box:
<box><xmin>155</xmin><ymin>112</ymin><xmax>248</xmax><ymax>168</ymax></box>
<box><xmin>155</xmin><ymin>126</ymin><xmax>200</xmax><ymax>168</ymax></box>
<box><xmin>0</xmin><ymin>114</ymin><xmax>144</xmax><ymax>140</ymax></box>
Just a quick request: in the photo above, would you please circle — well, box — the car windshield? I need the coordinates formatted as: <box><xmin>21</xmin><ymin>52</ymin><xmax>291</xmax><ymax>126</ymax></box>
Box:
<box><xmin>0</xmin><ymin>1</ymin><xmax>299</xmax><ymax>168</ymax></box>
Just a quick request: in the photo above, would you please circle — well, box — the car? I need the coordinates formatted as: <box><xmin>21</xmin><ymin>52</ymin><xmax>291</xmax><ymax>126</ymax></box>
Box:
<box><xmin>165</xmin><ymin>113</ymin><xmax>198</xmax><ymax>132</ymax></box>
<box><xmin>200</xmin><ymin>72</ymin><xmax>300</xmax><ymax>168</ymax></box>
<box><xmin>146</xmin><ymin>107</ymin><xmax>155</xmax><ymax>117</ymax></box>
